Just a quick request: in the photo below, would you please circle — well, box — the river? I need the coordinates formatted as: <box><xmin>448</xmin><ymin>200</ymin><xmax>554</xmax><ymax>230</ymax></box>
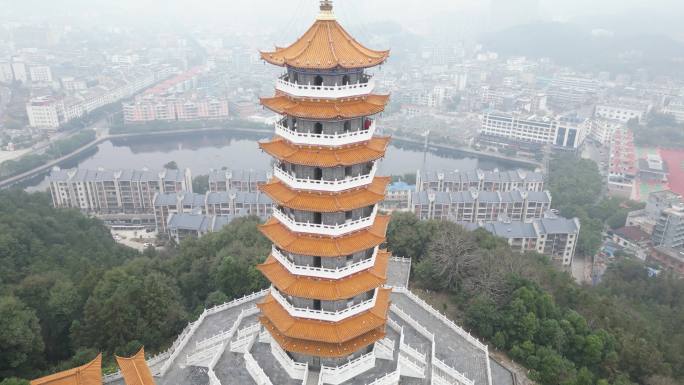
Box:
<box><xmin>25</xmin><ymin>129</ymin><xmax>530</xmax><ymax>191</ymax></box>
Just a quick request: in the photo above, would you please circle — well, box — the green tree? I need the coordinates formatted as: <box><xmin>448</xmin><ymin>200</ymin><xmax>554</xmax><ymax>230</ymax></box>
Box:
<box><xmin>163</xmin><ymin>161</ymin><xmax>178</xmax><ymax>170</ymax></box>
<box><xmin>0</xmin><ymin>296</ymin><xmax>44</xmax><ymax>377</ymax></box>
<box><xmin>192</xmin><ymin>174</ymin><xmax>210</xmax><ymax>194</ymax></box>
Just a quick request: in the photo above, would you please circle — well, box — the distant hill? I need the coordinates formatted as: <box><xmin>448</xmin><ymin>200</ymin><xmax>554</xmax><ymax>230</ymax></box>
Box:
<box><xmin>482</xmin><ymin>22</ymin><xmax>684</xmax><ymax>76</ymax></box>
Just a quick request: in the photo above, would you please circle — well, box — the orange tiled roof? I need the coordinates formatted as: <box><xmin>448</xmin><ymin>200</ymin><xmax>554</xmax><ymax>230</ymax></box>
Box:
<box><xmin>257</xmin><ymin>250</ymin><xmax>389</xmax><ymax>300</ymax></box>
<box><xmin>261</xmin><ymin>319</ymin><xmax>385</xmax><ymax>358</ymax></box>
<box><xmin>260</xmin><ymin>95</ymin><xmax>389</xmax><ymax>119</ymax></box>
<box><xmin>115</xmin><ymin>347</ymin><xmax>156</xmax><ymax>385</ymax></box>
<box><xmin>31</xmin><ymin>354</ymin><xmax>102</xmax><ymax>385</ymax></box>
<box><xmin>259</xmin><ymin>215</ymin><xmax>389</xmax><ymax>257</ymax></box>
<box><xmin>260</xmin><ymin>177</ymin><xmax>389</xmax><ymax>212</ymax></box>
<box><xmin>259</xmin><ymin>136</ymin><xmax>389</xmax><ymax>167</ymax></box>
<box><xmin>258</xmin><ymin>288</ymin><xmax>391</xmax><ymax>343</ymax></box>
<box><xmin>260</xmin><ymin>19</ymin><xmax>389</xmax><ymax>69</ymax></box>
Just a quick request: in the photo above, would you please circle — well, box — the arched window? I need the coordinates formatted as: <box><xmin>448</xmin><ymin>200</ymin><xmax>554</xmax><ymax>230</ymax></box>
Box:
<box><xmin>314</xmin><ymin>122</ymin><xmax>323</xmax><ymax>134</ymax></box>
<box><xmin>314</xmin><ymin>75</ymin><xmax>323</xmax><ymax>86</ymax></box>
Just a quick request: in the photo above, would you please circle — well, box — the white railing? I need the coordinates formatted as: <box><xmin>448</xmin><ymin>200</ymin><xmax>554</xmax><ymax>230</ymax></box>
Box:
<box><xmin>205</xmin><ymin>289</ymin><xmax>269</xmax><ymax>316</ymax></box>
<box><xmin>102</xmin><ymin>372</ymin><xmax>122</xmax><ymax>383</ymax></box>
<box><xmin>274</xmin><ymin>120</ymin><xmax>376</xmax><ymax>146</ymax></box>
<box><xmin>433</xmin><ymin>357</ymin><xmax>474</xmax><ymax>385</ymax></box>
<box><xmin>363</xmin><ymin>368</ymin><xmax>401</xmax><ymax>385</ymax></box>
<box><xmin>373</xmin><ymin>338</ymin><xmax>395</xmax><ymax>361</ymax></box>
<box><xmin>186</xmin><ymin>345</ymin><xmax>221</xmax><ymax>367</ymax></box>
<box><xmin>271</xmin><ymin>246</ymin><xmax>377</xmax><ymax>279</ymax></box>
<box><xmin>393</xmin><ymin>288</ymin><xmax>487</xmax><ymax>352</ymax></box>
<box><xmin>208</xmin><ymin>368</ymin><xmax>221</xmax><ymax>385</ymax></box>
<box><xmin>270</xmin><ymin>337</ymin><xmax>308</xmax><ymax>380</ymax></box>
<box><xmin>319</xmin><ymin>351</ymin><xmax>376</xmax><ymax>385</ymax></box>
<box><xmin>272</xmin><ymin>205</ymin><xmax>378</xmax><ymax>236</ymax></box>
<box><xmin>237</xmin><ymin>323</ymin><xmax>261</xmax><ymax>339</ymax></box>
<box><xmin>275</xmin><ymin>78</ymin><xmax>375</xmax><ymax>98</ymax></box>
<box><xmin>245</xmin><ymin>352</ymin><xmax>274</xmax><ymax>385</ymax></box>
<box><xmin>387</xmin><ymin>318</ymin><xmax>402</xmax><ymax>333</ymax></box>
<box><xmin>270</xmin><ymin>286</ymin><xmax>377</xmax><ymax>322</ymax></box>
<box><xmin>230</xmin><ymin>332</ymin><xmax>257</xmax><ymax>353</ymax></box>
<box><xmin>399</xmin><ymin>352</ymin><xmax>426</xmax><ymax>378</ymax></box>
<box><xmin>390</xmin><ymin>305</ymin><xmax>435</xmax><ymax>340</ymax></box>
<box><xmin>273</xmin><ymin>163</ymin><xmax>377</xmax><ymax>192</ymax></box>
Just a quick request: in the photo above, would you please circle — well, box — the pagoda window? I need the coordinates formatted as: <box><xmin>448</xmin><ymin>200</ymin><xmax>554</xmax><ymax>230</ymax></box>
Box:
<box><xmin>313</xmin><ymin>212</ymin><xmax>322</xmax><ymax>224</ymax></box>
<box><xmin>342</xmin><ymin>74</ymin><xmax>350</xmax><ymax>85</ymax></box>
<box><xmin>343</xmin><ymin>120</ymin><xmax>351</xmax><ymax>132</ymax></box>
<box><xmin>314</xmin><ymin>75</ymin><xmax>323</xmax><ymax>86</ymax></box>
<box><xmin>313</xmin><ymin>299</ymin><xmax>321</xmax><ymax>310</ymax></box>
<box><xmin>313</xmin><ymin>167</ymin><xmax>323</xmax><ymax>180</ymax></box>
<box><xmin>292</xmin><ymin>72</ymin><xmax>299</xmax><ymax>84</ymax></box>
<box><xmin>344</xmin><ymin>166</ymin><xmax>352</xmax><ymax>177</ymax></box>
<box><xmin>314</xmin><ymin>122</ymin><xmax>323</xmax><ymax>134</ymax></box>
<box><xmin>292</xmin><ymin>117</ymin><xmax>298</xmax><ymax>129</ymax></box>
<box><xmin>313</xmin><ymin>256</ymin><xmax>322</xmax><ymax>268</ymax></box>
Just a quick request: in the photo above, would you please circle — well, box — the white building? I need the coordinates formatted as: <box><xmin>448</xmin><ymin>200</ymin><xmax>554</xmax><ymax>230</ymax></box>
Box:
<box><xmin>26</xmin><ymin>96</ymin><xmax>64</xmax><ymax>129</ymax></box>
<box><xmin>589</xmin><ymin>118</ymin><xmax>623</xmax><ymax>146</ymax></box>
<box><xmin>595</xmin><ymin>101</ymin><xmax>650</xmax><ymax>123</ymax></box>
<box><xmin>11</xmin><ymin>60</ymin><xmax>28</xmax><ymax>83</ymax></box>
<box><xmin>662</xmin><ymin>98</ymin><xmax>684</xmax><ymax>123</ymax></box>
<box><xmin>29</xmin><ymin>65</ymin><xmax>53</xmax><ymax>83</ymax></box>
<box><xmin>480</xmin><ymin>112</ymin><xmax>588</xmax><ymax>149</ymax></box>
<box><xmin>0</xmin><ymin>61</ymin><xmax>13</xmax><ymax>83</ymax></box>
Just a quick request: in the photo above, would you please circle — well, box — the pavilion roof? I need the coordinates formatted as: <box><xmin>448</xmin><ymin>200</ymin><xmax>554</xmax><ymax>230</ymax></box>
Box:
<box><xmin>261</xmin><ymin>319</ymin><xmax>385</xmax><ymax>358</ymax></box>
<box><xmin>115</xmin><ymin>347</ymin><xmax>156</xmax><ymax>385</ymax></box>
<box><xmin>260</xmin><ymin>95</ymin><xmax>389</xmax><ymax>119</ymax></box>
<box><xmin>260</xmin><ymin>177</ymin><xmax>389</xmax><ymax>212</ymax></box>
<box><xmin>257</xmin><ymin>250</ymin><xmax>389</xmax><ymax>300</ymax></box>
<box><xmin>260</xmin><ymin>19</ymin><xmax>389</xmax><ymax>69</ymax></box>
<box><xmin>259</xmin><ymin>136</ymin><xmax>389</xmax><ymax>167</ymax></box>
<box><xmin>259</xmin><ymin>215</ymin><xmax>389</xmax><ymax>257</ymax></box>
<box><xmin>31</xmin><ymin>354</ymin><xmax>102</xmax><ymax>385</ymax></box>
<box><xmin>257</xmin><ymin>288</ymin><xmax>391</xmax><ymax>343</ymax></box>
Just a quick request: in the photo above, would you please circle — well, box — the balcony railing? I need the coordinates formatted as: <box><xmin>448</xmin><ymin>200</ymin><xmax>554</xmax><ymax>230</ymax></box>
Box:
<box><xmin>274</xmin><ymin>120</ymin><xmax>376</xmax><ymax>146</ymax></box>
<box><xmin>271</xmin><ymin>246</ymin><xmax>378</xmax><ymax>279</ymax></box>
<box><xmin>272</xmin><ymin>205</ymin><xmax>378</xmax><ymax>236</ymax></box>
<box><xmin>270</xmin><ymin>287</ymin><xmax>377</xmax><ymax>322</ymax></box>
<box><xmin>275</xmin><ymin>78</ymin><xmax>375</xmax><ymax>98</ymax></box>
<box><xmin>273</xmin><ymin>163</ymin><xmax>377</xmax><ymax>193</ymax></box>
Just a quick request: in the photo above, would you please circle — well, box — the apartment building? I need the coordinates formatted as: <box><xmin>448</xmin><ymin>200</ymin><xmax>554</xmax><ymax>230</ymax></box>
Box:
<box><xmin>26</xmin><ymin>96</ymin><xmax>62</xmax><ymax>129</ymax></box>
<box><xmin>48</xmin><ymin>168</ymin><xmax>192</xmax><ymax>214</ymax></box>
<box><xmin>153</xmin><ymin>191</ymin><xmax>272</xmax><ymax>233</ymax></box>
<box><xmin>208</xmin><ymin>169</ymin><xmax>270</xmax><ymax>193</ymax></box>
<box><xmin>167</xmin><ymin>213</ymin><xmax>246</xmax><ymax>243</ymax></box>
<box><xmin>652</xmin><ymin>204</ymin><xmax>684</xmax><ymax>249</ymax></box>
<box><xmin>464</xmin><ymin>215</ymin><xmax>581</xmax><ymax>266</ymax></box>
<box><xmin>410</xmin><ymin>189</ymin><xmax>552</xmax><ymax>222</ymax></box>
<box><xmin>480</xmin><ymin>112</ymin><xmax>588</xmax><ymax>149</ymax></box>
<box><xmin>595</xmin><ymin>100</ymin><xmax>651</xmax><ymax>123</ymax></box>
<box><xmin>416</xmin><ymin>168</ymin><xmax>544</xmax><ymax>193</ymax></box>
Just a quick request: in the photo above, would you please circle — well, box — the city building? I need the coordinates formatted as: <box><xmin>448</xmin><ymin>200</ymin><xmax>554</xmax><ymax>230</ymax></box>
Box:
<box><xmin>416</xmin><ymin>168</ymin><xmax>544</xmax><ymax>193</ymax></box>
<box><xmin>612</xmin><ymin>226</ymin><xmax>651</xmax><ymax>260</ymax></box>
<box><xmin>166</xmin><ymin>213</ymin><xmax>243</xmax><ymax>243</ymax></box>
<box><xmin>649</xmin><ymin>246</ymin><xmax>684</xmax><ymax>276</ymax></box>
<box><xmin>382</xmin><ymin>181</ymin><xmax>415</xmax><ymax>211</ymax></box>
<box><xmin>0</xmin><ymin>61</ymin><xmax>14</xmax><ymax>82</ymax></box>
<box><xmin>480</xmin><ymin>112</ymin><xmax>588</xmax><ymax>149</ymax></box>
<box><xmin>26</xmin><ymin>96</ymin><xmax>63</xmax><ymax>129</ymax></box>
<box><xmin>153</xmin><ymin>190</ymin><xmax>272</xmax><ymax>234</ymax></box>
<box><xmin>411</xmin><ymin>189</ymin><xmax>552</xmax><ymax>222</ymax></box>
<box><xmin>652</xmin><ymin>204</ymin><xmax>684</xmax><ymax>249</ymax></box>
<box><xmin>464</xmin><ymin>215</ymin><xmax>580</xmax><ymax>266</ymax></box>
<box><xmin>208</xmin><ymin>169</ymin><xmax>270</xmax><ymax>192</ymax></box>
<box><xmin>48</xmin><ymin>168</ymin><xmax>192</xmax><ymax>216</ymax></box>
<box><xmin>607</xmin><ymin>129</ymin><xmax>636</xmax><ymax>199</ymax></box>
<box><xmin>589</xmin><ymin>119</ymin><xmax>622</xmax><ymax>146</ymax></box>
<box><xmin>595</xmin><ymin>100</ymin><xmax>651</xmax><ymax>123</ymax></box>
<box><xmin>662</xmin><ymin>98</ymin><xmax>684</xmax><ymax>123</ymax></box>
<box><xmin>28</xmin><ymin>64</ymin><xmax>53</xmax><ymax>83</ymax></box>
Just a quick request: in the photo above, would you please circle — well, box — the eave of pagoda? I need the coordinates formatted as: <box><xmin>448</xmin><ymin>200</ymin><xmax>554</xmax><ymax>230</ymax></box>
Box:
<box><xmin>257</xmin><ymin>288</ymin><xmax>391</xmax><ymax>343</ymax></box>
<box><xmin>260</xmin><ymin>94</ymin><xmax>389</xmax><ymax>120</ymax></box>
<box><xmin>259</xmin><ymin>215</ymin><xmax>390</xmax><ymax>257</ymax></box>
<box><xmin>257</xmin><ymin>250</ymin><xmax>390</xmax><ymax>300</ymax></box>
<box><xmin>261</xmin><ymin>319</ymin><xmax>385</xmax><ymax>358</ymax></box>
<box><xmin>259</xmin><ymin>176</ymin><xmax>390</xmax><ymax>212</ymax></box>
<box><xmin>259</xmin><ymin>136</ymin><xmax>390</xmax><ymax>168</ymax></box>
<box><xmin>259</xmin><ymin>19</ymin><xmax>389</xmax><ymax>70</ymax></box>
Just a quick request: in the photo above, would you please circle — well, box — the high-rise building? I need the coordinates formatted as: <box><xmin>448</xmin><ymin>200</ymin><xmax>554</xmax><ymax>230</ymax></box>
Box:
<box><xmin>255</xmin><ymin>0</ymin><xmax>393</xmax><ymax>371</ymax></box>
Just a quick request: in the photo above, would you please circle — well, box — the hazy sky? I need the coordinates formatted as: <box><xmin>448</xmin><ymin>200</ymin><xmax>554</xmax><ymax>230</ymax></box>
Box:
<box><xmin>2</xmin><ymin>0</ymin><xmax>684</xmax><ymax>39</ymax></box>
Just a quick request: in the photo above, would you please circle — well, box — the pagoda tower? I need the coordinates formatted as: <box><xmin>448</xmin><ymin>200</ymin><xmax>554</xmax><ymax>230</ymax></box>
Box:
<box><xmin>257</xmin><ymin>0</ymin><xmax>393</xmax><ymax>370</ymax></box>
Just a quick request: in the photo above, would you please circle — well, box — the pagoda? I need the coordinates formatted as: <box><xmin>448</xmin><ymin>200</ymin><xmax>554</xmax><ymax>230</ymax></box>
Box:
<box><xmin>257</xmin><ymin>0</ymin><xmax>392</xmax><ymax>371</ymax></box>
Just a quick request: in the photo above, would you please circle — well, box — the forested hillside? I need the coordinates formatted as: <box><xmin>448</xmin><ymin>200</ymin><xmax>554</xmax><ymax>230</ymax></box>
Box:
<box><xmin>0</xmin><ymin>190</ymin><xmax>269</xmax><ymax>383</ymax></box>
<box><xmin>387</xmin><ymin>213</ymin><xmax>684</xmax><ymax>385</ymax></box>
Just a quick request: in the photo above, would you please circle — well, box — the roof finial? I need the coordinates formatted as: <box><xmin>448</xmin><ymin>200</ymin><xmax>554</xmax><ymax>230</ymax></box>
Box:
<box><xmin>317</xmin><ymin>0</ymin><xmax>336</xmax><ymax>20</ymax></box>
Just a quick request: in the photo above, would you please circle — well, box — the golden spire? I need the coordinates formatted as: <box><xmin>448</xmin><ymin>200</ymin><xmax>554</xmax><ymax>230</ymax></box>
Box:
<box><xmin>317</xmin><ymin>0</ymin><xmax>336</xmax><ymax>20</ymax></box>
